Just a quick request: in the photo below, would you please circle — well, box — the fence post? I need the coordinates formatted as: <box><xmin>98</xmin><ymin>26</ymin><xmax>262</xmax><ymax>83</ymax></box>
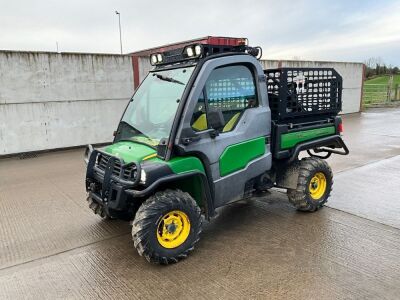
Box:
<box><xmin>387</xmin><ymin>75</ymin><xmax>393</xmax><ymax>103</ymax></box>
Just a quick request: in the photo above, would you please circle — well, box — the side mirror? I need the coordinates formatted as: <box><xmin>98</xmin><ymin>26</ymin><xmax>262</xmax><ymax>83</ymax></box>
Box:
<box><xmin>207</xmin><ymin>109</ymin><xmax>224</xmax><ymax>130</ymax></box>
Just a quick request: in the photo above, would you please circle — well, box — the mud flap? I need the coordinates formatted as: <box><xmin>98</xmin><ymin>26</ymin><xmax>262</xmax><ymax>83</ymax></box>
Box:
<box><xmin>276</xmin><ymin>161</ymin><xmax>300</xmax><ymax>190</ymax></box>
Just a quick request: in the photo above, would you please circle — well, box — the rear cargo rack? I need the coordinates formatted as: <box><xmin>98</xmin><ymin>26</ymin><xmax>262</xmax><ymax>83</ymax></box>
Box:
<box><xmin>265</xmin><ymin>68</ymin><xmax>342</xmax><ymax>122</ymax></box>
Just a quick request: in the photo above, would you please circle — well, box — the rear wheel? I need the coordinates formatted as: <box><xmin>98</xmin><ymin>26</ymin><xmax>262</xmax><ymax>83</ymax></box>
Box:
<box><xmin>132</xmin><ymin>189</ymin><xmax>202</xmax><ymax>264</ymax></box>
<box><xmin>287</xmin><ymin>157</ymin><xmax>333</xmax><ymax>212</ymax></box>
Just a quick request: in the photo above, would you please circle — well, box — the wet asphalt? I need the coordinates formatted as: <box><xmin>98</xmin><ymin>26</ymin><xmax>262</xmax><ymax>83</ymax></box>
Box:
<box><xmin>0</xmin><ymin>108</ymin><xmax>400</xmax><ymax>299</ymax></box>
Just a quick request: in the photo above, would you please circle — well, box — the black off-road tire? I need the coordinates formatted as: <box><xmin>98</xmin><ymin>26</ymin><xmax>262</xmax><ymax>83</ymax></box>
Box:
<box><xmin>287</xmin><ymin>157</ymin><xmax>333</xmax><ymax>212</ymax></box>
<box><xmin>132</xmin><ymin>189</ymin><xmax>202</xmax><ymax>264</ymax></box>
<box><xmin>86</xmin><ymin>194</ymin><xmax>111</xmax><ymax>219</ymax></box>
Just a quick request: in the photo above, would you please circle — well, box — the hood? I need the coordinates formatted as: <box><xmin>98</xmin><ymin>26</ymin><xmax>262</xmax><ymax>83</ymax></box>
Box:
<box><xmin>103</xmin><ymin>141</ymin><xmax>157</xmax><ymax>163</ymax></box>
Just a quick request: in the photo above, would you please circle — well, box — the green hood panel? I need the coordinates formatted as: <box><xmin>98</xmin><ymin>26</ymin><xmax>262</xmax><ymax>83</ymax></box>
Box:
<box><xmin>104</xmin><ymin>141</ymin><xmax>156</xmax><ymax>163</ymax></box>
<box><xmin>103</xmin><ymin>142</ymin><xmax>205</xmax><ymax>175</ymax></box>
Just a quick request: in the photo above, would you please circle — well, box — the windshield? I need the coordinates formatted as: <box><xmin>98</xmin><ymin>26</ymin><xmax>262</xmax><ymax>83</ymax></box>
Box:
<box><xmin>115</xmin><ymin>66</ymin><xmax>195</xmax><ymax>147</ymax></box>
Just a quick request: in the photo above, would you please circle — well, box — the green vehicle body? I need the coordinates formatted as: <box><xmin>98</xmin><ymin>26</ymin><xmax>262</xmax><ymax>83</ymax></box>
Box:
<box><xmin>84</xmin><ymin>37</ymin><xmax>350</xmax><ymax>264</ymax></box>
<box><xmin>280</xmin><ymin>126</ymin><xmax>336</xmax><ymax>150</ymax></box>
<box><xmin>85</xmin><ymin>39</ymin><xmax>348</xmax><ymax>221</ymax></box>
<box><xmin>102</xmin><ymin>141</ymin><xmax>206</xmax><ymax>204</ymax></box>
<box><xmin>97</xmin><ymin>125</ymin><xmax>339</xmax><ymax>211</ymax></box>
<box><xmin>104</xmin><ymin>125</ymin><xmax>336</xmax><ymax>177</ymax></box>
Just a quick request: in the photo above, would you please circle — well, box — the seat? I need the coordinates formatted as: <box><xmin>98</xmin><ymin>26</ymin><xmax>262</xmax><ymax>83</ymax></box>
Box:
<box><xmin>192</xmin><ymin>112</ymin><xmax>241</xmax><ymax>132</ymax></box>
<box><xmin>222</xmin><ymin>112</ymin><xmax>241</xmax><ymax>132</ymax></box>
<box><xmin>192</xmin><ymin>113</ymin><xmax>208</xmax><ymax>131</ymax></box>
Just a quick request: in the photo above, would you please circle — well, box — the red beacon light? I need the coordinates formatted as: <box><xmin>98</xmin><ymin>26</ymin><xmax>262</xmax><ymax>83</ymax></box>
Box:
<box><xmin>200</xmin><ymin>36</ymin><xmax>248</xmax><ymax>47</ymax></box>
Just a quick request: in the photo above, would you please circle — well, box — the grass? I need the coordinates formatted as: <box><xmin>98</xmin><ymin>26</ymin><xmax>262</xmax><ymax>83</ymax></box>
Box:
<box><xmin>363</xmin><ymin>75</ymin><xmax>400</xmax><ymax>108</ymax></box>
<box><xmin>365</xmin><ymin>74</ymin><xmax>400</xmax><ymax>85</ymax></box>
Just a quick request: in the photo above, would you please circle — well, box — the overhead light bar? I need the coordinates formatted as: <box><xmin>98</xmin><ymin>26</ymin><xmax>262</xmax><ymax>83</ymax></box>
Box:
<box><xmin>147</xmin><ymin>37</ymin><xmax>257</xmax><ymax>66</ymax></box>
<box><xmin>149</xmin><ymin>53</ymin><xmax>163</xmax><ymax>66</ymax></box>
<box><xmin>183</xmin><ymin>44</ymin><xmax>203</xmax><ymax>59</ymax></box>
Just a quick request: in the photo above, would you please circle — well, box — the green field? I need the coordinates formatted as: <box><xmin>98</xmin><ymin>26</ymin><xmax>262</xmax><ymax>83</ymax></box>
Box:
<box><xmin>365</xmin><ymin>75</ymin><xmax>400</xmax><ymax>85</ymax></box>
<box><xmin>363</xmin><ymin>75</ymin><xmax>400</xmax><ymax>107</ymax></box>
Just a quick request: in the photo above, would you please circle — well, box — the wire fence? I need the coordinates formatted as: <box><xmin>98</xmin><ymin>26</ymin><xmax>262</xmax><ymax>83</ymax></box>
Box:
<box><xmin>363</xmin><ymin>76</ymin><xmax>400</xmax><ymax>108</ymax></box>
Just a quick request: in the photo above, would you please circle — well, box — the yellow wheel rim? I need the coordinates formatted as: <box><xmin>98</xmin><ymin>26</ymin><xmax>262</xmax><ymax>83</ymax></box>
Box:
<box><xmin>156</xmin><ymin>210</ymin><xmax>191</xmax><ymax>249</ymax></box>
<box><xmin>309</xmin><ymin>172</ymin><xmax>327</xmax><ymax>200</ymax></box>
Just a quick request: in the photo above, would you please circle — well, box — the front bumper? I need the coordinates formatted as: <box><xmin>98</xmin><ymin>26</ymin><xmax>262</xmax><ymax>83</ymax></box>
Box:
<box><xmin>85</xmin><ymin>149</ymin><xmax>141</xmax><ymax>211</ymax></box>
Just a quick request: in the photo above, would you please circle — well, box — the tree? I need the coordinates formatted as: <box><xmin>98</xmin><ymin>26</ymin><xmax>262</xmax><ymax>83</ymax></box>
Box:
<box><xmin>363</xmin><ymin>57</ymin><xmax>399</xmax><ymax>78</ymax></box>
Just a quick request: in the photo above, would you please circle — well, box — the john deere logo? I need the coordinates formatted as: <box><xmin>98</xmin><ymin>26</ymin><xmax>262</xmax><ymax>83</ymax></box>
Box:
<box><xmin>296</xmin><ymin>132</ymin><xmax>307</xmax><ymax>138</ymax></box>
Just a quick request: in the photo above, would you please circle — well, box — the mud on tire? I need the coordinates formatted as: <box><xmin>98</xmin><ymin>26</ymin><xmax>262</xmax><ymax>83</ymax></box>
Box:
<box><xmin>287</xmin><ymin>157</ymin><xmax>333</xmax><ymax>212</ymax></box>
<box><xmin>132</xmin><ymin>189</ymin><xmax>202</xmax><ymax>265</ymax></box>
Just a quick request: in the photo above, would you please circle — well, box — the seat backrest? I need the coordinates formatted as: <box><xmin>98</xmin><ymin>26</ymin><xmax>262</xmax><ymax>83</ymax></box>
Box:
<box><xmin>191</xmin><ymin>113</ymin><xmax>208</xmax><ymax>131</ymax></box>
<box><xmin>222</xmin><ymin>112</ymin><xmax>241</xmax><ymax>132</ymax></box>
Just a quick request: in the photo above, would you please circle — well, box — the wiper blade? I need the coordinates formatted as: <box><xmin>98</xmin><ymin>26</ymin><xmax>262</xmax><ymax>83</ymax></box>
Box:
<box><xmin>154</xmin><ymin>74</ymin><xmax>184</xmax><ymax>85</ymax></box>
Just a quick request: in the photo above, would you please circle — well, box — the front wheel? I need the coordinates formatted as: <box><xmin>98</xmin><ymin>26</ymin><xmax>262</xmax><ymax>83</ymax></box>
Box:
<box><xmin>132</xmin><ymin>189</ymin><xmax>202</xmax><ymax>264</ymax></box>
<box><xmin>287</xmin><ymin>157</ymin><xmax>333</xmax><ymax>212</ymax></box>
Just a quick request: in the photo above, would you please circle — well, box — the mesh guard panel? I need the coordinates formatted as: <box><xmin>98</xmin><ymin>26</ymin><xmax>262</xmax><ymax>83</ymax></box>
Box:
<box><xmin>265</xmin><ymin>68</ymin><xmax>342</xmax><ymax>121</ymax></box>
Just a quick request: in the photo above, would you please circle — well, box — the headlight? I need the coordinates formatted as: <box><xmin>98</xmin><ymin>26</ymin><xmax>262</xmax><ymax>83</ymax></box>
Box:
<box><xmin>150</xmin><ymin>54</ymin><xmax>158</xmax><ymax>65</ymax></box>
<box><xmin>140</xmin><ymin>169</ymin><xmax>147</xmax><ymax>184</ymax></box>
<box><xmin>186</xmin><ymin>47</ymin><xmax>194</xmax><ymax>57</ymax></box>
<box><xmin>150</xmin><ymin>53</ymin><xmax>164</xmax><ymax>65</ymax></box>
<box><xmin>194</xmin><ymin>45</ymin><xmax>202</xmax><ymax>56</ymax></box>
<box><xmin>184</xmin><ymin>44</ymin><xmax>202</xmax><ymax>59</ymax></box>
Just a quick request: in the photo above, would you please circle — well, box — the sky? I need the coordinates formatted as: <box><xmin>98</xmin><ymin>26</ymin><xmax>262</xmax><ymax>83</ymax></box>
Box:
<box><xmin>0</xmin><ymin>0</ymin><xmax>399</xmax><ymax>65</ymax></box>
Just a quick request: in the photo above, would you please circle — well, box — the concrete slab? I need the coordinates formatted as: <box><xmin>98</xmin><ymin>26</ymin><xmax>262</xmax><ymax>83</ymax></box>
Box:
<box><xmin>328</xmin><ymin>108</ymin><xmax>400</xmax><ymax>173</ymax></box>
<box><xmin>0</xmin><ymin>150</ymin><xmax>130</xmax><ymax>269</ymax></box>
<box><xmin>328</xmin><ymin>155</ymin><xmax>400</xmax><ymax>229</ymax></box>
<box><xmin>1</xmin><ymin>108</ymin><xmax>400</xmax><ymax>299</ymax></box>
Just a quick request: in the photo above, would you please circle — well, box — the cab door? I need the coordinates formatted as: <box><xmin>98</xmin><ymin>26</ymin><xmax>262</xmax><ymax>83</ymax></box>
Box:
<box><xmin>175</xmin><ymin>55</ymin><xmax>272</xmax><ymax>207</ymax></box>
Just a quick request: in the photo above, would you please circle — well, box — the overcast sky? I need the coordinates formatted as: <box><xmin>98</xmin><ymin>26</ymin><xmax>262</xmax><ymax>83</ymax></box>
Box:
<box><xmin>1</xmin><ymin>0</ymin><xmax>399</xmax><ymax>65</ymax></box>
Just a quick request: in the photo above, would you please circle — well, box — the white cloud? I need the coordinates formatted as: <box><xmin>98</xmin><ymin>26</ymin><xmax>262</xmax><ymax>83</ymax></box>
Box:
<box><xmin>0</xmin><ymin>0</ymin><xmax>398</xmax><ymax>65</ymax></box>
<box><xmin>265</xmin><ymin>1</ymin><xmax>400</xmax><ymax>64</ymax></box>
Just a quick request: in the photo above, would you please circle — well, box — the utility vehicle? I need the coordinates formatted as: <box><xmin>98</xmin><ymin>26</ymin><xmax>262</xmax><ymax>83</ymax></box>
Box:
<box><xmin>84</xmin><ymin>36</ymin><xmax>349</xmax><ymax>264</ymax></box>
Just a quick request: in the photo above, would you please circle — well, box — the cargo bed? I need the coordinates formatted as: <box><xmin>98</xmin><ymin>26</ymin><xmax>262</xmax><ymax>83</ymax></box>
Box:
<box><xmin>264</xmin><ymin>68</ymin><xmax>346</xmax><ymax>160</ymax></box>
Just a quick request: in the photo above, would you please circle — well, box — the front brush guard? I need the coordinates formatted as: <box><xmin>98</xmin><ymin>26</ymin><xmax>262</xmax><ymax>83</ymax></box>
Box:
<box><xmin>86</xmin><ymin>149</ymin><xmax>141</xmax><ymax>205</ymax></box>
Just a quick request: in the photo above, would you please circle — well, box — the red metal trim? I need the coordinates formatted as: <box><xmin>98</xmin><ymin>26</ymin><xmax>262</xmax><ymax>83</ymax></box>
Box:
<box><xmin>205</xmin><ymin>36</ymin><xmax>247</xmax><ymax>46</ymax></box>
<box><xmin>132</xmin><ymin>55</ymin><xmax>140</xmax><ymax>90</ymax></box>
<box><xmin>129</xmin><ymin>36</ymin><xmax>247</xmax><ymax>56</ymax></box>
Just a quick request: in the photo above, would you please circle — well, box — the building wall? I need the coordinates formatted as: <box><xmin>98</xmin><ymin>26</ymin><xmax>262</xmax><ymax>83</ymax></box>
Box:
<box><xmin>0</xmin><ymin>51</ymin><xmax>134</xmax><ymax>155</ymax></box>
<box><xmin>0</xmin><ymin>51</ymin><xmax>363</xmax><ymax>155</ymax></box>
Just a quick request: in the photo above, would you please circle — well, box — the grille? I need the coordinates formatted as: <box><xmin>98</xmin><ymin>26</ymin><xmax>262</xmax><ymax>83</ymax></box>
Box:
<box><xmin>96</xmin><ymin>153</ymin><xmax>136</xmax><ymax>180</ymax></box>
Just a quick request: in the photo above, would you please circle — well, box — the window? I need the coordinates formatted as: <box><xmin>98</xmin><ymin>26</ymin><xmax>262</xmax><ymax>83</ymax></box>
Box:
<box><xmin>191</xmin><ymin>91</ymin><xmax>208</xmax><ymax>131</ymax></box>
<box><xmin>119</xmin><ymin>66</ymin><xmax>194</xmax><ymax>144</ymax></box>
<box><xmin>190</xmin><ymin>65</ymin><xmax>257</xmax><ymax>133</ymax></box>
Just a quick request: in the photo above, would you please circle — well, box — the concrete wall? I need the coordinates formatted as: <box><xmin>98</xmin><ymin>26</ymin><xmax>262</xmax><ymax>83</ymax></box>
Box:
<box><xmin>138</xmin><ymin>57</ymin><xmax>152</xmax><ymax>83</ymax></box>
<box><xmin>0</xmin><ymin>51</ymin><xmax>134</xmax><ymax>155</ymax></box>
<box><xmin>0</xmin><ymin>51</ymin><xmax>363</xmax><ymax>155</ymax></box>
